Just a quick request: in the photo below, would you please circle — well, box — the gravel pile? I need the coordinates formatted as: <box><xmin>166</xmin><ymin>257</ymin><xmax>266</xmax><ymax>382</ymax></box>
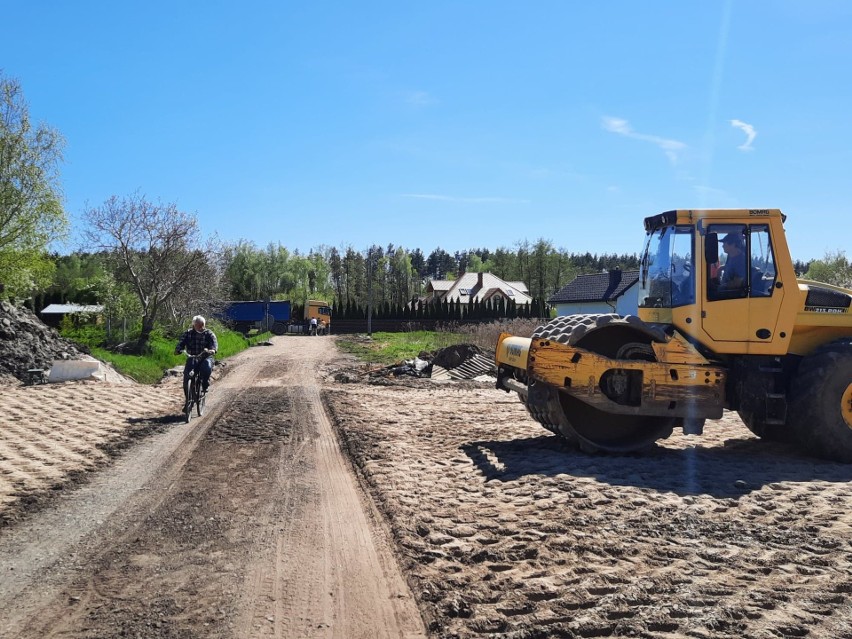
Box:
<box><xmin>0</xmin><ymin>301</ymin><xmax>82</xmax><ymax>383</ymax></box>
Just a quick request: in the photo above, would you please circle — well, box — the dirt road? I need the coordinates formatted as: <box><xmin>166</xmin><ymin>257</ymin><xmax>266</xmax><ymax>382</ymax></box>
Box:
<box><xmin>0</xmin><ymin>337</ymin><xmax>426</xmax><ymax>639</ymax></box>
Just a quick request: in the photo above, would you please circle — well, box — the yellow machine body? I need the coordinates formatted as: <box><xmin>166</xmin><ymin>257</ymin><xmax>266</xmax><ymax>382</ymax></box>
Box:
<box><xmin>495</xmin><ymin>209</ymin><xmax>852</xmax><ymax>460</ymax></box>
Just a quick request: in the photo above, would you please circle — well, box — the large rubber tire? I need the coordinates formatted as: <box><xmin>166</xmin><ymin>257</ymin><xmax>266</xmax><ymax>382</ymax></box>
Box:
<box><xmin>530</xmin><ymin>314</ymin><xmax>676</xmax><ymax>454</ymax></box>
<box><xmin>737</xmin><ymin>410</ymin><xmax>794</xmax><ymax>443</ymax></box>
<box><xmin>786</xmin><ymin>339</ymin><xmax>852</xmax><ymax>463</ymax></box>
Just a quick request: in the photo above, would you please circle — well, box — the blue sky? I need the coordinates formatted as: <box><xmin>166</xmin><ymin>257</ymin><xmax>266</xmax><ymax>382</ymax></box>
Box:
<box><xmin>3</xmin><ymin>1</ymin><xmax>852</xmax><ymax>261</ymax></box>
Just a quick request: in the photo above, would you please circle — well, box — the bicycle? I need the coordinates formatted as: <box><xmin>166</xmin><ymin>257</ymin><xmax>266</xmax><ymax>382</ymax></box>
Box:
<box><xmin>182</xmin><ymin>351</ymin><xmax>209</xmax><ymax>423</ymax></box>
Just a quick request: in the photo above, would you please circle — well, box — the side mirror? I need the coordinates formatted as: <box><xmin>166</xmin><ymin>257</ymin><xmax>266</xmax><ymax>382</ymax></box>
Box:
<box><xmin>705</xmin><ymin>232</ymin><xmax>719</xmax><ymax>264</ymax></box>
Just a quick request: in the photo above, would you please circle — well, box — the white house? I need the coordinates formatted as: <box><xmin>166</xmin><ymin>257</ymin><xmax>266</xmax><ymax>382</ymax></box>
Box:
<box><xmin>547</xmin><ymin>269</ymin><xmax>639</xmax><ymax>316</ymax></box>
<box><xmin>424</xmin><ymin>272</ymin><xmax>533</xmax><ymax>307</ymax></box>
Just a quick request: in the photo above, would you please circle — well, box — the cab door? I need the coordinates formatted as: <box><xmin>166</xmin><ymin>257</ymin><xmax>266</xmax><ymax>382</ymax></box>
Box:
<box><xmin>702</xmin><ymin>224</ymin><xmax>751</xmax><ymax>342</ymax></box>
<box><xmin>745</xmin><ymin>225</ymin><xmax>784</xmax><ymax>343</ymax></box>
<box><xmin>701</xmin><ymin>224</ymin><xmax>783</xmax><ymax>347</ymax></box>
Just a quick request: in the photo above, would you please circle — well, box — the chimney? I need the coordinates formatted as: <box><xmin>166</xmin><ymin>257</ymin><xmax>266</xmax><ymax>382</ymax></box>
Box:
<box><xmin>477</xmin><ymin>272</ymin><xmax>484</xmax><ymax>289</ymax></box>
<box><xmin>609</xmin><ymin>267</ymin><xmax>622</xmax><ymax>287</ymax></box>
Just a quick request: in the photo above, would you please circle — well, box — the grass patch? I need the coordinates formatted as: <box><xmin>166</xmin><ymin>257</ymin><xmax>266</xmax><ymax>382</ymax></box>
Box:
<box><xmin>90</xmin><ymin>345</ymin><xmax>171</xmax><ymax>385</ymax></box>
<box><xmin>69</xmin><ymin>323</ymin><xmax>272</xmax><ymax>384</ymax></box>
<box><xmin>245</xmin><ymin>331</ymin><xmax>274</xmax><ymax>346</ymax></box>
<box><xmin>335</xmin><ymin>319</ymin><xmax>546</xmax><ymax>367</ymax></box>
<box><xmin>336</xmin><ymin>330</ymin><xmax>465</xmax><ymax>365</ymax></box>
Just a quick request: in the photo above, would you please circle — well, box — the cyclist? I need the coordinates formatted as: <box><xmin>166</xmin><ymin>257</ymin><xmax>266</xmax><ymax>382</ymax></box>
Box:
<box><xmin>174</xmin><ymin>315</ymin><xmax>218</xmax><ymax>400</ymax></box>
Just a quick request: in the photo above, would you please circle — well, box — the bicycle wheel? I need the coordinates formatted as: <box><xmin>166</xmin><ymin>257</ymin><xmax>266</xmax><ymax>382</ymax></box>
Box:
<box><xmin>195</xmin><ymin>375</ymin><xmax>205</xmax><ymax>417</ymax></box>
<box><xmin>183</xmin><ymin>374</ymin><xmax>194</xmax><ymax>424</ymax></box>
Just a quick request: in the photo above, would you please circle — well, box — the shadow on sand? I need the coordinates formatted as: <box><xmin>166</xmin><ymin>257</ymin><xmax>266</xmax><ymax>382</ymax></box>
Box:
<box><xmin>127</xmin><ymin>414</ymin><xmax>187</xmax><ymax>426</ymax></box>
<box><xmin>461</xmin><ymin>433</ymin><xmax>852</xmax><ymax>498</ymax></box>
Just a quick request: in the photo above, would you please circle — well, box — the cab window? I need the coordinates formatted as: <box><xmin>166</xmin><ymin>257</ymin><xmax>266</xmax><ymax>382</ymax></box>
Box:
<box><xmin>707</xmin><ymin>225</ymin><xmax>747</xmax><ymax>300</ymax></box>
<box><xmin>707</xmin><ymin>224</ymin><xmax>776</xmax><ymax>300</ymax></box>
<box><xmin>670</xmin><ymin>227</ymin><xmax>694</xmax><ymax>306</ymax></box>
<box><xmin>749</xmin><ymin>225</ymin><xmax>776</xmax><ymax>297</ymax></box>
<box><xmin>638</xmin><ymin>225</ymin><xmax>694</xmax><ymax>308</ymax></box>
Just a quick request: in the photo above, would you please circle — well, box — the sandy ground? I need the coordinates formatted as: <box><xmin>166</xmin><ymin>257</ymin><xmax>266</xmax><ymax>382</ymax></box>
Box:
<box><xmin>1</xmin><ymin>337</ymin><xmax>852</xmax><ymax>638</ymax></box>
<box><xmin>325</xmin><ymin>377</ymin><xmax>852</xmax><ymax>638</ymax></box>
<box><xmin>0</xmin><ymin>382</ymin><xmax>175</xmax><ymax>524</ymax></box>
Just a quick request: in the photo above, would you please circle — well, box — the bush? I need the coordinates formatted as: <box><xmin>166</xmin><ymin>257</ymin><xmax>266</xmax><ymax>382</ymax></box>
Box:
<box><xmin>58</xmin><ymin>318</ymin><xmax>107</xmax><ymax>349</ymax></box>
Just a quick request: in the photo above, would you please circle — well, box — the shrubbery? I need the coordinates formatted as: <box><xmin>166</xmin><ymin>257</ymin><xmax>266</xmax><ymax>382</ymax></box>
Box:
<box><xmin>59</xmin><ymin>317</ymin><xmax>269</xmax><ymax>384</ymax></box>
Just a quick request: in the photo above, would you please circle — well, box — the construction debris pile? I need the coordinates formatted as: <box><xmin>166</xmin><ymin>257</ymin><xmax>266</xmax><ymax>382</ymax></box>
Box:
<box><xmin>0</xmin><ymin>301</ymin><xmax>82</xmax><ymax>384</ymax></box>
<box><xmin>429</xmin><ymin>344</ymin><xmax>497</xmax><ymax>380</ymax></box>
<box><xmin>350</xmin><ymin>344</ymin><xmax>497</xmax><ymax>383</ymax></box>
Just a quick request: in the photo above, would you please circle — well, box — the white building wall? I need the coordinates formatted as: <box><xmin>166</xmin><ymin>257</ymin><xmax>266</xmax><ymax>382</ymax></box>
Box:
<box><xmin>554</xmin><ymin>301</ymin><xmax>612</xmax><ymax>316</ymax></box>
<box><xmin>615</xmin><ymin>283</ymin><xmax>639</xmax><ymax>315</ymax></box>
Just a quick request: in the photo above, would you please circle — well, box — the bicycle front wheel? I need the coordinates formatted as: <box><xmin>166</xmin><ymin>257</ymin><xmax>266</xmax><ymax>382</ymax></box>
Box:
<box><xmin>184</xmin><ymin>393</ymin><xmax>193</xmax><ymax>423</ymax></box>
<box><xmin>192</xmin><ymin>374</ymin><xmax>204</xmax><ymax>417</ymax></box>
<box><xmin>196</xmin><ymin>385</ymin><xmax>206</xmax><ymax>417</ymax></box>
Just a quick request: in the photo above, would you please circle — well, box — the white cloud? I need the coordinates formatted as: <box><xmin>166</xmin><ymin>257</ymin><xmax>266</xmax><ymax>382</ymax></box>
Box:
<box><xmin>401</xmin><ymin>193</ymin><xmax>529</xmax><ymax>204</ymax></box>
<box><xmin>601</xmin><ymin>116</ymin><xmax>632</xmax><ymax>136</ymax></box>
<box><xmin>730</xmin><ymin>119</ymin><xmax>757</xmax><ymax>151</ymax></box>
<box><xmin>602</xmin><ymin>116</ymin><xmax>687</xmax><ymax>164</ymax></box>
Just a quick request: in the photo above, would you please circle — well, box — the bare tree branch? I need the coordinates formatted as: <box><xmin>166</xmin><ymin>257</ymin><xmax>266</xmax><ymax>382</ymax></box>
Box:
<box><xmin>82</xmin><ymin>193</ymin><xmax>214</xmax><ymax>349</ymax></box>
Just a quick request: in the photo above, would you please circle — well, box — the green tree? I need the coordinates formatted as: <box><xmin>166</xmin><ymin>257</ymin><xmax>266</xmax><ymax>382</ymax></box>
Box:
<box><xmin>804</xmin><ymin>250</ymin><xmax>852</xmax><ymax>288</ymax></box>
<box><xmin>388</xmin><ymin>247</ymin><xmax>414</xmax><ymax>305</ymax></box>
<box><xmin>0</xmin><ymin>73</ymin><xmax>67</xmax><ymax>297</ymax></box>
<box><xmin>93</xmin><ymin>271</ymin><xmax>142</xmax><ymax>343</ymax></box>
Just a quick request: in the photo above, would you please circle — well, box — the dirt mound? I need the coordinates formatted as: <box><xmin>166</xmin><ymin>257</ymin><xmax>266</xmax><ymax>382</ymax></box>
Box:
<box><xmin>431</xmin><ymin>343</ymin><xmax>497</xmax><ymax>381</ymax></box>
<box><xmin>432</xmin><ymin>343</ymin><xmax>487</xmax><ymax>369</ymax></box>
<box><xmin>0</xmin><ymin>301</ymin><xmax>82</xmax><ymax>382</ymax></box>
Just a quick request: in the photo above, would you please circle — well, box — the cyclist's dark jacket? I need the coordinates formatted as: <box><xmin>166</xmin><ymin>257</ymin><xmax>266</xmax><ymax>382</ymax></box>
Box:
<box><xmin>175</xmin><ymin>328</ymin><xmax>218</xmax><ymax>358</ymax></box>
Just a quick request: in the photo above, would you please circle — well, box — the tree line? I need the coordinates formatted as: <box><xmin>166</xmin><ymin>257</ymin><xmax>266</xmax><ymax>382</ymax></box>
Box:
<box><xmin>36</xmin><ymin>236</ymin><xmax>634</xmax><ymax>336</ymax></box>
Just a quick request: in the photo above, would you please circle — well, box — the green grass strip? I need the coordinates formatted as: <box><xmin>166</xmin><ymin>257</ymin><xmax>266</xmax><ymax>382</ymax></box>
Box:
<box><xmin>336</xmin><ymin>330</ymin><xmax>464</xmax><ymax>365</ymax></box>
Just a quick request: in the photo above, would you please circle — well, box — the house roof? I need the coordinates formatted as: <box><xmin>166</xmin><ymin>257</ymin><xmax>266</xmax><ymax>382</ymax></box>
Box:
<box><xmin>41</xmin><ymin>304</ymin><xmax>104</xmax><ymax>314</ymax></box>
<box><xmin>431</xmin><ymin>272</ymin><xmax>533</xmax><ymax>305</ymax></box>
<box><xmin>427</xmin><ymin>280</ymin><xmax>454</xmax><ymax>292</ymax></box>
<box><xmin>548</xmin><ymin>270</ymin><xmax>640</xmax><ymax>304</ymax></box>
